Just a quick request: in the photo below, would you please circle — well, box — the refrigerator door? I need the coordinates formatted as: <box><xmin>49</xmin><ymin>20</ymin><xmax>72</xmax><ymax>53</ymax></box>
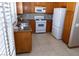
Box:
<box><xmin>68</xmin><ymin>25</ymin><xmax>79</xmax><ymax>47</ymax></box>
<box><xmin>52</xmin><ymin>8</ymin><xmax>66</xmax><ymax>27</ymax></box>
<box><xmin>52</xmin><ymin>8</ymin><xmax>66</xmax><ymax>40</ymax></box>
<box><xmin>52</xmin><ymin>25</ymin><xmax>63</xmax><ymax>39</ymax></box>
<box><xmin>68</xmin><ymin>3</ymin><xmax>79</xmax><ymax>47</ymax></box>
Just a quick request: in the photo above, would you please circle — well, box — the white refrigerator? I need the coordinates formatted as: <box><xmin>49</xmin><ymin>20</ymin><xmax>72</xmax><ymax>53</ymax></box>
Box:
<box><xmin>52</xmin><ymin>8</ymin><xmax>66</xmax><ymax>40</ymax></box>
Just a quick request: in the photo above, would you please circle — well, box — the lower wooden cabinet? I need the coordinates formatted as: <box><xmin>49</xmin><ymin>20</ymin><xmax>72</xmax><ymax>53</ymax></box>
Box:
<box><xmin>14</xmin><ymin>31</ymin><xmax>32</xmax><ymax>54</ymax></box>
<box><xmin>46</xmin><ymin>20</ymin><xmax>52</xmax><ymax>32</ymax></box>
<box><xmin>29</xmin><ymin>20</ymin><xmax>35</xmax><ymax>33</ymax></box>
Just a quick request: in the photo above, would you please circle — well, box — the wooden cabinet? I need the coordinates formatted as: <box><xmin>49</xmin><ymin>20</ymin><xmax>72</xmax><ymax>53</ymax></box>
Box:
<box><xmin>33</xmin><ymin>2</ymin><xmax>55</xmax><ymax>14</ymax></box>
<box><xmin>16</xmin><ymin>2</ymin><xmax>23</xmax><ymax>14</ymax></box>
<box><xmin>31</xmin><ymin>2</ymin><xmax>46</xmax><ymax>13</ymax></box>
<box><xmin>62</xmin><ymin>2</ymin><xmax>76</xmax><ymax>44</ymax></box>
<box><xmin>22</xmin><ymin>2</ymin><xmax>55</xmax><ymax>14</ymax></box>
<box><xmin>17</xmin><ymin>2</ymin><xmax>68</xmax><ymax>14</ymax></box>
<box><xmin>29</xmin><ymin>20</ymin><xmax>35</xmax><ymax>33</ymax></box>
<box><xmin>56</xmin><ymin>2</ymin><xmax>67</xmax><ymax>8</ymax></box>
<box><xmin>23</xmin><ymin>2</ymin><xmax>33</xmax><ymax>13</ymax></box>
<box><xmin>14</xmin><ymin>31</ymin><xmax>32</xmax><ymax>53</ymax></box>
<box><xmin>46</xmin><ymin>20</ymin><xmax>52</xmax><ymax>32</ymax></box>
<box><xmin>16</xmin><ymin>2</ymin><xmax>75</xmax><ymax>14</ymax></box>
<box><xmin>46</xmin><ymin>2</ymin><xmax>55</xmax><ymax>14</ymax></box>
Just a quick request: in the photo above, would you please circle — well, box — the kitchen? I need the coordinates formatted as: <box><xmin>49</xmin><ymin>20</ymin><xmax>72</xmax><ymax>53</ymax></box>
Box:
<box><xmin>0</xmin><ymin>2</ymin><xmax>79</xmax><ymax>56</ymax></box>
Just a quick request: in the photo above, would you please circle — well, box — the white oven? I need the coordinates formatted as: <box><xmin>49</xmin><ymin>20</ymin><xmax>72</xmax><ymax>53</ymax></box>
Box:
<box><xmin>34</xmin><ymin>16</ymin><xmax>46</xmax><ymax>33</ymax></box>
<box><xmin>36</xmin><ymin>21</ymin><xmax>46</xmax><ymax>33</ymax></box>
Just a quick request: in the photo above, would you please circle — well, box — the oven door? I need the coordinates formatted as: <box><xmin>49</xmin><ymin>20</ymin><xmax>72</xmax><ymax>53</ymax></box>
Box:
<box><xmin>36</xmin><ymin>22</ymin><xmax>46</xmax><ymax>33</ymax></box>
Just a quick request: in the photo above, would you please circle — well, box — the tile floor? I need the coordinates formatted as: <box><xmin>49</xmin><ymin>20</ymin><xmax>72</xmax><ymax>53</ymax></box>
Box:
<box><xmin>17</xmin><ymin>33</ymin><xmax>79</xmax><ymax>56</ymax></box>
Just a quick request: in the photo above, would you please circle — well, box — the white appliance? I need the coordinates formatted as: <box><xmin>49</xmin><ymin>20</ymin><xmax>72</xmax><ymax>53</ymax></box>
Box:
<box><xmin>35</xmin><ymin>7</ymin><xmax>46</xmax><ymax>13</ymax></box>
<box><xmin>52</xmin><ymin>8</ymin><xmax>66</xmax><ymax>39</ymax></box>
<box><xmin>34</xmin><ymin>16</ymin><xmax>46</xmax><ymax>33</ymax></box>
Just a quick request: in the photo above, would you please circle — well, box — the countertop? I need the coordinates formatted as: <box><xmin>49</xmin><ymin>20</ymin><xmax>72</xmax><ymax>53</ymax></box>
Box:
<box><xmin>14</xmin><ymin>20</ymin><xmax>32</xmax><ymax>32</ymax></box>
<box><xmin>14</xmin><ymin>26</ymin><xmax>32</xmax><ymax>32</ymax></box>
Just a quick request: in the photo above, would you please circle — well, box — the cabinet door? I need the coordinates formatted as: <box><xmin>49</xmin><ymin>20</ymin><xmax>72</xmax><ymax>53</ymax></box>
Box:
<box><xmin>46</xmin><ymin>2</ymin><xmax>54</xmax><ymax>14</ymax></box>
<box><xmin>16</xmin><ymin>2</ymin><xmax>23</xmax><ymax>14</ymax></box>
<box><xmin>14</xmin><ymin>31</ymin><xmax>32</xmax><ymax>53</ymax></box>
<box><xmin>46</xmin><ymin>20</ymin><xmax>52</xmax><ymax>32</ymax></box>
<box><xmin>55</xmin><ymin>2</ymin><xmax>66</xmax><ymax>8</ymax></box>
<box><xmin>29</xmin><ymin>20</ymin><xmax>35</xmax><ymax>33</ymax></box>
<box><xmin>62</xmin><ymin>2</ymin><xmax>76</xmax><ymax>44</ymax></box>
<box><xmin>23</xmin><ymin>2</ymin><xmax>33</xmax><ymax>13</ymax></box>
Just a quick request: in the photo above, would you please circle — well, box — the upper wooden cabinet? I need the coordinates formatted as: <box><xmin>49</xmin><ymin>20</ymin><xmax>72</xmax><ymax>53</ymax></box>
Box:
<box><xmin>33</xmin><ymin>2</ymin><xmax>55</xmax><ymax>14</ymax></box>
<box><xmin>23</xmin><ymin>2</ymin><xmax>33</xmax><ymax>13</ymax></box>
<box><xmin>55</xmin><ymin>2</ymin><xmax>67</xmax><ymax>8</ymax></box>
<box><xmin>16</xmin><ymin>2</ymin><xmax>55</xmax><ymax>14</ymax></box>
<box><xmin>31</xmin><ymin>2</ymin><xmax>47</xmax><ymax>13</ymax></box>
<box><xmin>16</xmin><ymin>2</ymin><xmax>75</xmax><ymax>14</ymax></box>
<box><xmin>16</xmin><ymin>2</ymin><xmax>23</xmax><ymax>14</ymax></box>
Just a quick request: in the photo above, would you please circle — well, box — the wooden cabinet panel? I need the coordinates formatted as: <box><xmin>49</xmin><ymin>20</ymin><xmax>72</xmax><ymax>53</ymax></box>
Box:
<box><xmin>62</xmin><ymin>3</ymin><xmax>76</xmax><ymax>44</ymax></box>
<box><xmin>34</xmin><ymin>2</ymin><xmax>46</xmax><ymax>6</ymax></box>
<box><xmin>62</xmin><ymin>11</ymin><xmax>74</xmax><ymax>44</ymax></box>
<box><xmin>56</xmin><ymin>2</ymin><xmax>67</xmax><ymax>8</ymax></box>
<box><xmin>66</xmin><ymin>2</ymin><xmax>76</xmax><ymax>11</ymax></box>
<box><xmin>46</xmin><ymin>20</ymin><xmax>52</xmax><ymax>32</ymax></box>
<box><xmin>46</xmin><ymin>2</ymin><xmax>54</xmax><ymax>14</ymax></box>
<box><xmin>14</xmin><ymin>31</ymin><xmax>32</xmax><ymax>53</ymax></box>
<box><xmin>29</xmin><ymin>20</ymin><xmax>35</xmax><ymax>33</ymax></box>
<box><xmin>46</xmin><ymin>2</ymin><xmax>66</xmax><ymax>14</ymax></box>
<box><xmin>16</xmin><ymin>2</ymin><xmax>23</xmax><ymax>14</ymax></box>
<box><xmin>23</xmin><ymin>2</ymin><xmax>33</xmax><ymax>13</ymax></box>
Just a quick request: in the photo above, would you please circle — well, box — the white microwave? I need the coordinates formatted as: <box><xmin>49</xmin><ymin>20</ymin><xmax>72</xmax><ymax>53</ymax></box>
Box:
<box><xmin>35</xmin><ymin>7</ymin><xmax>46</xmax><ymax>13</ymax></box>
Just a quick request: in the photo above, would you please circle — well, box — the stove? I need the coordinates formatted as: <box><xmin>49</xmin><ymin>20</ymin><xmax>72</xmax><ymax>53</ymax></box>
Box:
<box><xmin>34</xmin><ymin>16</ymin><xmax>46</xmax><ymax>33</ymax></box>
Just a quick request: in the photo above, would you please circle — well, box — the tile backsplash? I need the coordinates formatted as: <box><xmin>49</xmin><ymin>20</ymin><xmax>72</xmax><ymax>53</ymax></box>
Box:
<box><xmin>18</xmin><ymin>14</ymin><xmax>52</xmax><ymax>20</ymax></box>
